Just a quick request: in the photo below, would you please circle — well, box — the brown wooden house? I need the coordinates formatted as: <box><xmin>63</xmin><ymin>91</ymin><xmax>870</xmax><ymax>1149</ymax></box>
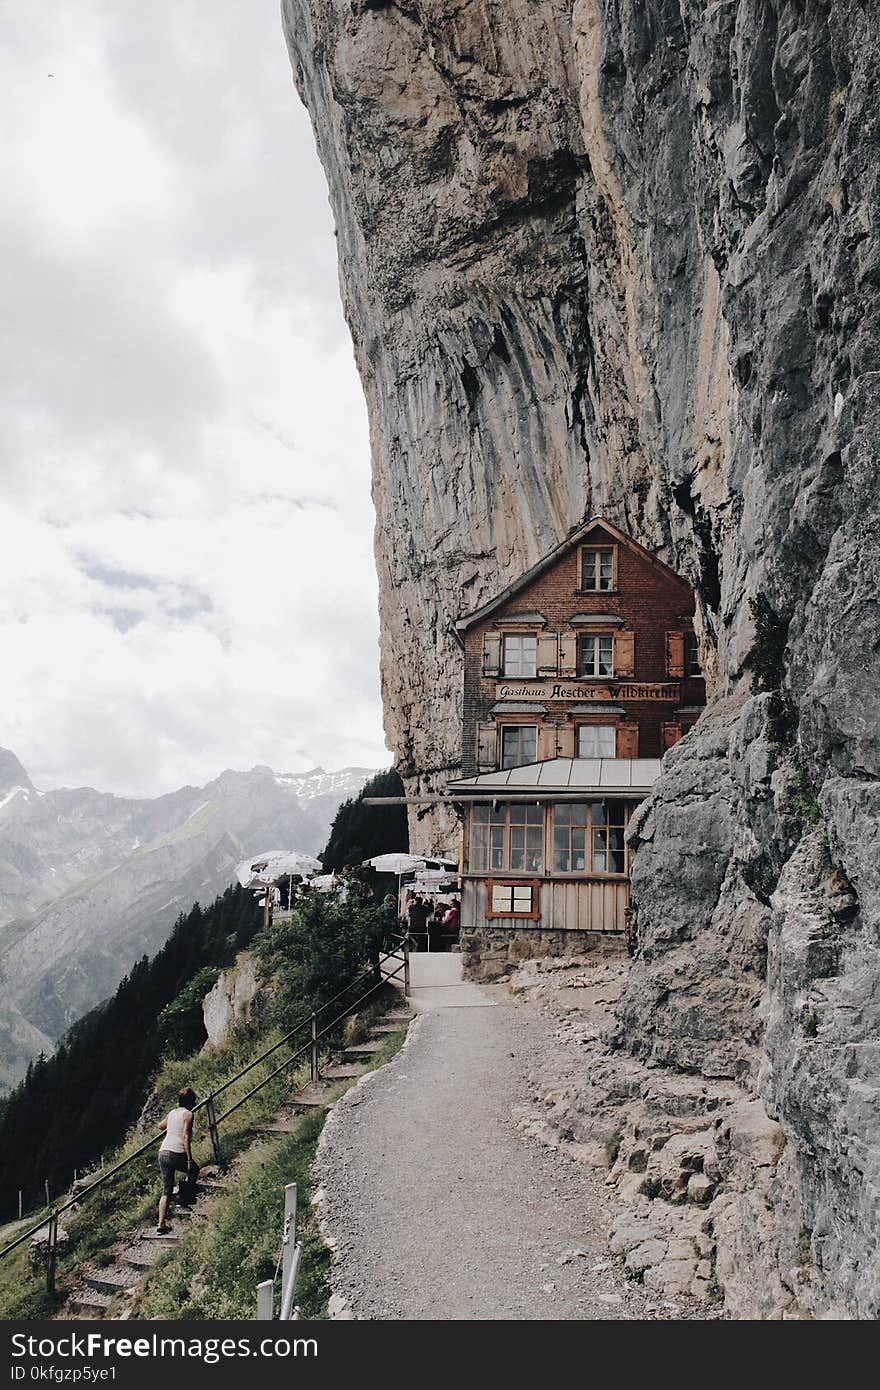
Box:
<box><xmin>447</xmin><ymin>517</ymin><xmax>705</xmax><ymax>960</ymax></box>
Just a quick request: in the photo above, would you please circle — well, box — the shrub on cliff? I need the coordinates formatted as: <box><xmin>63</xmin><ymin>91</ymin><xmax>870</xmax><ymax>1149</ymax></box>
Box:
<box><xmin>253</xmin><ymin>886</ymin><xmax>385</xmax><ymax>1034</ymax></box>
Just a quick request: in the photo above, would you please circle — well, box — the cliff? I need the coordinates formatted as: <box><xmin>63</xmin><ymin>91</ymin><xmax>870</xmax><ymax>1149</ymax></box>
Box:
<box><xmin>283</xmin><ymin>0</ymin><xmax>880</xmax><ymax>1317</ymax></box>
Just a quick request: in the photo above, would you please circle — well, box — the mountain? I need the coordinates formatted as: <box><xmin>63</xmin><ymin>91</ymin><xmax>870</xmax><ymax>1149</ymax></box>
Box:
<box><xmin>0</xmin><ymin>752</ymin><xmax>376</xmax><ymax>1089</ymax></box>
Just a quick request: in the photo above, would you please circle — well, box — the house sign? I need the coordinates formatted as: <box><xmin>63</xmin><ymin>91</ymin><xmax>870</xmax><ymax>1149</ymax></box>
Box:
<box><xmin>495</xmin><ymin>680</ymin><xmax>681</xmax><ymax>702</ymax></box>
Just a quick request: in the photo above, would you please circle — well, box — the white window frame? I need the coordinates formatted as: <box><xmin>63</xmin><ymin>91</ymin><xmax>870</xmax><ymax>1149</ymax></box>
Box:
<box><xmin>581</xmin><ymin>547</ymin><xmax>615</xmax><ymax>592</ymax></box>
<box><xmin>578</xmin><ymin>633</ymin><xmax>614</xmax><ymax>678</ymax></box>
<box><xmin>502</xmin><ymin>633</ymin><xmax>538</xmax><ymax>677</ymax></box>
<box><xmin>576</xmin><ymin>724</ymin><xmax>617</xmax><ymax>758</ymax></box>
<box><xmin>487</xmin><ymin>881</ymin><xmax>538</xmax><ymax>918</ymax></box>
<box><xmin>500</xmin><ymin>724</ymin><xmax>537</xmax><ymax>769</ymax></box>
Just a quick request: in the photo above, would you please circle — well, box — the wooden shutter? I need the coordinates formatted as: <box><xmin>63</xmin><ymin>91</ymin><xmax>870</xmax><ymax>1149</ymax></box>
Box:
<box><xmin>615</xmin><ymin>630</ymin><xmax>635</xmax><ymax>677</ymax></box>
<box><xmin>537</xmin><ymin>631</ymin><xmax>558</xmax><ymax>676</ymax></box>
<box><xmin>559</xmin><ymin>631</ymin><xmax>577</xmax><ymax>677</ymax></box>
<box><xmin>537</xmin><ymin>723</ymin><xmax>558</xmax><ymax>761</ymax></box>
<box><xmin>476</xmin><ymin>722</ymin><xmax>497</xmax><ymax>770</ymax></box>
<box><xmin>662</xmin><ymin>722</ymin><xmax>682</xmax><ymax>751</ymax></box>
<box><xmin>482</xmin><ymin>631</ymin><xmax>502</xmax><ymax>676</ymax></box>
<box><xmin>616</xmin><ymin>723</ymin><xmax>639</xmax><ymax>758</ymax></box>
<box><xmin>557</xmin><ymin>723</ymin><xmax>575</xmax><ymax>759</ymax></box>
<box><xmin>666</xmin><ymin>631</ymin><xmax>685</xmax><ymax>678</ymax></box>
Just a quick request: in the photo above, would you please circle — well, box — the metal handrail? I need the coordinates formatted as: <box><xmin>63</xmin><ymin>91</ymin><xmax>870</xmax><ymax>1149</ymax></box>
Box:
<box><xmin>0</xmin><ymin>934</ymin><xmax>409</xmax><ymax>1286</ymax></box>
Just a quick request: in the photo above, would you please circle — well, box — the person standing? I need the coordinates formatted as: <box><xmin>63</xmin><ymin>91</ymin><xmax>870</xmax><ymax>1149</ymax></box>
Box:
<box><xmin>442</xmin><ymin>898</ymin><xmax>461</xmax><ymax>946</ymax></box>
<box><xmin>407</xmin><ymin>895</ymin><xmax>429</xmax><ymax>948</ymax></box>
<box><xmin>156</xmin><ymin>1086</ymin><xmax>200</xmax><ymax>1234</ymax></box>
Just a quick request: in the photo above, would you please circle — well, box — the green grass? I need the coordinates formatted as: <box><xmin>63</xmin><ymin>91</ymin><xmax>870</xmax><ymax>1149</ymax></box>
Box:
<box><xmin>135</xmin><ymin>1021</ymin><xmax>410</xmax><ymax>1320</ymax></box>
<box><xmin>0</xmin><ymin>1021</ymin><xmax>314</xmax><ymax>1318</ymax></box>
<box><xmin>0</xmin><ymin>998</ymin><xmax>411</xmax><ymax>1321</ymax></box>
<box><xmin>135</xmin><ymin>1112</ymin><xmax>332</xmax><ymax>1320</ymax></box>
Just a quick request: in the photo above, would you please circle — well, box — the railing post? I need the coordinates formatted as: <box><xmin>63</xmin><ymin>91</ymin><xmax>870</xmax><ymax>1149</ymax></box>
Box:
<box><xmin>310</xmin><ymin>1015</ymin><xmax>318</xmax><ymax>1083</ymax></box>
<box><xmin>256</xmin><ymin>1279</ymin><xmax>274</xmax><ymax>1320</ymax></box>
<box><xmin>404</xmin><ymin>937</ymin><xmax>411</xmax><ymax>997</ymax></box>
<box><xmin>281</xmin><ymin>1184</ymin><xmax>297</xmax><ymax>1293</ymax></box>
<box><xmin>205</xmin><ymin>1095</ymin><xmax>222</xmax><ymax>1166</ymax></box>
<box><xmin>45</xmin><ymin>1212</ymin><xmax>58</xmax><ymax>1295</ymax></box>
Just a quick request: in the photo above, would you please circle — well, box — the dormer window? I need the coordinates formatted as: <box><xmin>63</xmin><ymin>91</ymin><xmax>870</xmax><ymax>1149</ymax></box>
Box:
<box><xmin>502</xmin><ymin>633</ymin><xmax>537</xmax><ymax>678</ymax></box>
<box><xmin>581</xmin><ymin>546</ymin><xmax>616</xmax><ymax>592</ymax></box>
<box><xmin>578</xmin><ymin>634</ymin><xmax>614</xmax><ymax>678</ymax></box>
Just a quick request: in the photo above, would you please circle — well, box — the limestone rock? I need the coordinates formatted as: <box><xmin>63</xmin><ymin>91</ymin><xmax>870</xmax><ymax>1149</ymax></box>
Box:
<box><xmin>286</xmin><ymin>0</ymin><xmax>880</xmax><ymax>1319</ymax></box>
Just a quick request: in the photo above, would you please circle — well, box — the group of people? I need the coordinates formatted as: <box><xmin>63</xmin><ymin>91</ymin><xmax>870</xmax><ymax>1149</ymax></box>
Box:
<box><xmin>405</xmin><ymin>894</ymin><xmax>460</xmax><ymax>951</ymax></box>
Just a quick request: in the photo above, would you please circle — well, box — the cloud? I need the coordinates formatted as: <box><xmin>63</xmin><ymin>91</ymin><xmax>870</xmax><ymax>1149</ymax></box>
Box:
<box><xmin>0</xmin><ymin>1</ymin><xmax>389</xmax><ymax>797</ymax></box>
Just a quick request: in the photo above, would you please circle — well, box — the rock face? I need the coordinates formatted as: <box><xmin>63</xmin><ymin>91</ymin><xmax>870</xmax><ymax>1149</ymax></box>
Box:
<box><xmin>284</xmin><ymin>1</ymin><xmax>880</xmax><ymax>1316</ymax></box>
<box><xmin>202</xmin><ymin>954</ymin><xmax>274</xmax><ymax>1050</ymax></box>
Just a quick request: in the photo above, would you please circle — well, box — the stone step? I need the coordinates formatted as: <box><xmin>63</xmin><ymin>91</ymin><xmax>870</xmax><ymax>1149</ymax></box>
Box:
<box><xmin>290</xmin><ymin>1084</ymin><xmax>334</xmax><ymax>1109</ymax></box>
<box><xmin>68</xmin><ymin>1288</ymin><xmax>113</xmax><ymax>1317</ymax></box>
<box><xmin>140</xmin><ymin>1229</ymin><xmax>179</xmax><ymax>1242</ymax></box>
<box><xmin>84</xmin><ymin>1267</ymin><xmax>138</xmax><ymax>1297</ymax></box>
<box><xmin>371</xmin><ymin>1021</ymin><xmax>410</xmax><ymax>1034</ymax></box>
<box><xmin>259</xmin><ymin>1120</ymin><xmax>302</xmax><ymax>1136</ymax></box>
<box><xmin>342</xmin><ymin>1039</ymin><xmax>387</xmax><ymax>1055</ymax></box>
<box><xmin>320</xmin><ymin>1063</ymin><xmax>367</xmax><ymax>1080</ymax></box>
<box><xmin>122</xmin><ymin>1241</ymin><xmax>169</xmax><ymax>1269</ymax></box>
<box><xmin>194</xmin><ymin>1178</ymin><xmax>229</xmax><ymax>1195</ymax></box>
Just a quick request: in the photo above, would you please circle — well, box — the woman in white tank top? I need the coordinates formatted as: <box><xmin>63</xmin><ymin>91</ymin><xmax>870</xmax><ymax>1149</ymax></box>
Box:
<box><xmin>157</xmin><ymin>1086</ymin><xmax>199</xmax><ymax>1233</ymax></box>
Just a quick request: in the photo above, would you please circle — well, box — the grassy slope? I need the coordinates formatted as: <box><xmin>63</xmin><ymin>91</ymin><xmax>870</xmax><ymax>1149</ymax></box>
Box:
<box><xmin>136</xmin><ymin>1025</ymin><xmax>408</xmax><ymax>1320</ymax></box>
<box><xmin>0</xmin><ymin>1016</ymin><xmax>408</xmax><ymax>1321</ymax></box>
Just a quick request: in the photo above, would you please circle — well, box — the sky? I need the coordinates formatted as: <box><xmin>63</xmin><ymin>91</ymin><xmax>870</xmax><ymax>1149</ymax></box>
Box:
<box><xmin>0</xmin><ymin>0</ymin><xmax>389</xmax><ymax>798</ymax></box>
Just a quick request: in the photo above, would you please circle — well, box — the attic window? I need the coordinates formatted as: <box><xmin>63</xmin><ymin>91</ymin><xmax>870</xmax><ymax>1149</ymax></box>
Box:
<box><xmin>581</xmin><ymin>546</ymin><xmax>616</xmax><ymax>592</ymax></box>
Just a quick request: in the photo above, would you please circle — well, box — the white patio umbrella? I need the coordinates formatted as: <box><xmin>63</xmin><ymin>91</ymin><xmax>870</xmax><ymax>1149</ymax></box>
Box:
<box><xmin>361</xmin><ymin>852</ymin><xmax>429</xmax><ymax>913</ymax></box>
<box><xmin>412</xmin><ymin>869</ymin><xmax>458</xmax><ymax>889</ymax></box>
<box><xmin>235</xmin><ymin>850</ymin><xmax>323</xmax><ymax>890</ymax></box>
<box><xmin>361</xmin><ymin>853</ymin><xmax>428</xmax><ymax>875</ymax></box>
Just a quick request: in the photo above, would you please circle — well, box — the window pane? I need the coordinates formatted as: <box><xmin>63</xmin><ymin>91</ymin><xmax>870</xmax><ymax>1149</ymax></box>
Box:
<box><xmin>594</xmin><ymin>851</ymin><xmax>607</xmax><ymax>872</ymax></box>
<box><xmin>555</xmin><ymin>804</ymin><xmax>571</xmax><ymax>826</ymax></box>
<box><xmin>609</xmin><ymin>828</ymin><xmax>625</xmax><ymax>851</ymax></box>
<box><xmin>609</xmin><ymin>848</ymin><xmax>626</xmax><ymax>874</ymax></box>
<box><xmin>578</xmin><ymin>725</ymin><xmax>616</xmax><ymax>758</ymax></box>
<box><xmin>591</xmin><ymin>801</ymin><xmax>607</xmax><ymax>825</ymax></box>
<box><xmin>471</xmin><ymin>824</ymin><xmax>488</xmax><ymax>871</ymax></box>
<box><xmin>501</xmin><ymin>727</ymin><xmax>537</xmax><ymax>770</ymax></box>
<box><xmin>491</xmin><ymin>885</ymin><xmax>512</xmax><ymax>912</ymax></box>
<box><xmin>573</xmin><ymin>849</ymin><xmax>586</xmax><ymax>871</ymax></box>
<box><xmin>525</xmin><ymin>804</ymin><xmax>543</xmax><ymax>824</ymax></box>
<box><xmin>473</xmin><ymin>805</ymin><xmax>489</xmax><ymax>824</ymax></box>
<box><xmin>513</xmin><ymin>887</ymin><xmax>532</xmax><ymax>909</ymax></box>
<box><xmin>593</xmin><ymin>829</ymin><xmax>607</xmax><ymax>851</ymax></box>
<box><xmin>510</xmin><ymin>827</ymin><xmax>525</xmax><ymax>870</ymax></box>
<box><xmin>503</xmin><ymin>633</ymin><xmax>537</xmax><ymax>677</ymax></box>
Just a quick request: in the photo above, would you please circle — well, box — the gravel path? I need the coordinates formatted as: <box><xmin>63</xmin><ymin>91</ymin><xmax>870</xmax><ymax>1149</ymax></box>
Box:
<box><xmin>317</xmin><ymin>993</ymin><xmax>687</xmax><ymax>1320</ymax></box>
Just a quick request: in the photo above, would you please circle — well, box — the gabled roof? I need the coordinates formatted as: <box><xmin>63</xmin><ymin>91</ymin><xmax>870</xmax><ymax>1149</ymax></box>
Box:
<box><xmin>454</xmin><ymin>516</ymin><xmax>692</xmax><ymax>634</ymax></box>
<box><xmin>447</xmin><ymin>757</ymin><xmax>662</xmax><ymax>797</ymax></box>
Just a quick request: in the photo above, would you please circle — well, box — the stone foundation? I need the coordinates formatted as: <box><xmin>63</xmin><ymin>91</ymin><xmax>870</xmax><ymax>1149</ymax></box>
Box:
<box><xmin>461</xmin><ymin>927</ymin><xmax>625</xmax><ymax>981</ymax></box>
